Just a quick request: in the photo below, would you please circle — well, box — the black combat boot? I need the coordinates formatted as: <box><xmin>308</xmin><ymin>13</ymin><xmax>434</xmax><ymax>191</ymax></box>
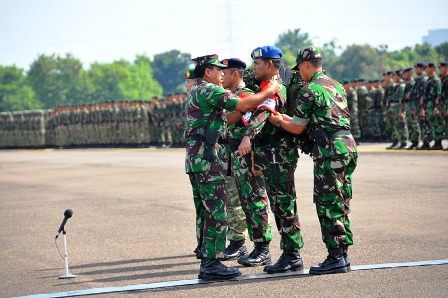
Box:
<box><xmin>397</xmin><ymin>142</ymin><xmax>409</xmax><ymax>149</ymax></box>
<box><xmin>264</xmin><ymin>249</ymin><xmax>304</xmax><ymax>274</ymax></box>
<box><xmin>201</xmin><ymin>258</ymin><xmax>242</xmax><ymax>281</ymax></box>
<box><xmin>309</xmin><ymin>247</ymin><xmax>349</xmax><ymax>275</ymax></box>
<box><xmin>198</xmin><ymin>258</ymin><xmax>206</xmax><ymax>279</ymax></box>
<box><xmin>407</xmin><ymin>141</ymin><xmax>419</xmax><ymax>150</ymax></box>
<box><xmin>221</xmin><ymin>240</ymin><xmax>248</xmax><ymax>261</ymax></box>
<box><xmin>342</xmin><ymin>245</ymin><xmax>351</xmax><ymax>272</ymax></box>
<box><xmin>430</xmin><ymin>140</ymin><xmax>443</xmax><ymax>150</ymax></box>
<box><xmin>237</xmin><ymin>241</ymin><xmax>271</xmax><ymax>267</ymax></box>
<box><xmin>417</xmin><ymin>142</ymin><xmax>430</xmax><ymax>150</ymax></box>
<box><xmin>386</xmin><ymin>140</ymin><xmax>398</xmax><ymax>149</ymax></box>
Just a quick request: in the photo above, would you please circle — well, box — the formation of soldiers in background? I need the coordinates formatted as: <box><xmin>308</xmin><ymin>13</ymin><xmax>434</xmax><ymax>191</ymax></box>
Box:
<box><xmin>1</xmin><ymin>61</ymin><xmax>447</xmax><ymax>150</ymax></box>
<box><xmin>340</xmin><ymin>61</ymin><xmax>448</xmax><ymax>150</ymax></box>
<box><xmin>0</xmin><ymin>93</ymin><xmax>187</xmax><ymax>149</ymax></box>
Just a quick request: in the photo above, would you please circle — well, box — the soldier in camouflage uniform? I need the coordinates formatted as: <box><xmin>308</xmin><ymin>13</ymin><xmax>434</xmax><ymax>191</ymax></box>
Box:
<box><xmin>383</xmin><ymin>71</ymin><xmax>396</xmax><ymax>148</ymax></box>
<box><xmin>367</xmin><ymin>79</ymin><xmax>383</xmax><ymax>141</ymax></box>
<box><xmin>218</xmin><ymin>58</ymin><xmax>251</xmax><ymax>261</ymax></box>
<box><xmin>402</xmin><ymin>67</ymin><xmax>420</xmax><ymax>149</ymax></box>
<box><xmin>270</xmin><ymin>46</ymin><xmax>357</xmax><ymax>275</ymax></box>
<box><xmin>430</xmin><ymin>63</ymin><xmax>445</xmax><ymax>150</ymax></box>
<box><xmin>356</xmin><ymin>78</ymin><xmax>371</xmax><ymax>141</ymax></box>
<box><xmin>390</xmin><ymin>70</ymin><xmax>409</xmax><ymax>149</ymax></box>
<box><xmin>419</xmin><ymin>62</ymin><xmax>441</xmax><ymax>150</ymax></box>
<box><xmin>439</xmin><ymin>62</ymin><xmax>448</xmax><ymax>150</ymax></box>
<box><xmin>184</xmin><ymin>54</ymin><xmax>279</xmax><ymax>280</ymax></box>
<box><xmin>343</xmin><ymin>80</ymin><xmax>359</xmax><ymax>142</ymax></box>
<box><xmin>236</xmin><ymin>46</ymin><xmax>304</xmax><ymax>273</ymax></box>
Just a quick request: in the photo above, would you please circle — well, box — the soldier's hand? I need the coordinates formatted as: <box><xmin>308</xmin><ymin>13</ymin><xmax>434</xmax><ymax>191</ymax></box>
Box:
<box><xmin>434</xmin><ymin>108</ymin><xmax>439</xmax><ymax>116</ymax></box>
<box><xmin>238</xmin><ymin>136</ymin><xmax>252</xmax><ymax>156</ymax></box>
<box><xmin>264</xmin><ymin>80</ymin><xmax>280</xmax><ymax>96</ymax></box>
<box><xmin>268</xmin><ymin>111</ymin><xmax>283</xmax><ymax>125</ymax></box>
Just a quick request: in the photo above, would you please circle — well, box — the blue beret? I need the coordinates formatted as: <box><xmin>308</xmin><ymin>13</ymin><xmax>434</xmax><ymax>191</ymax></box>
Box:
<box><xmin>220</xmin><ymin>58</ymin><xmax>247</xmax><ymax>69</ymax></box>
<box><xmin>427</xmin><ymin>62</ymin><xmax>435</xmax><ymax>68</ymax></box>
<box><xmin>414</xmin><ymin>62</ymin><xmax>426</xmax><ymax>68</ymax></box>
<box><xmin>251</xmin><ymin>46</ymin><xmax>282</xmax><ymax>59</ymax></box>
<box><xmin>383</xmin><ymin>71</ymin><xmax>393</xmax><ymax>76</ymax></box>
<box><xmin>403</xmin><ymin>67</ymin><xmax>413</xmax><ymax>72</ymax></box>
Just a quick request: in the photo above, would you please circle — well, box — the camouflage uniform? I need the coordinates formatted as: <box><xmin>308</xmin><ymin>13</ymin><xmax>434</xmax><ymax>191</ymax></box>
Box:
<box><xmin>383</xmin><ymin>81</ymin><xmax>396</xmax><ymax>142</ymax></box>
<box><xmin>293</xmin><ymin>71</ymin><xmax>358</xmax><ymax>249</ymax></box>
<box><xmin>367</xmin><ymin>83</ymin><xmax>383</xmax><ymax>140</ymax></box>
<box><xmin>405</xmin><ymin>75</ymin><xmax>421</xmax><ymax>145</ymax></box>
<box><xmin>242</xmin><ymin>76</ymin><xmax>303</xmax><ymax>251</ymax></box>
<box><xmin>420</xmin><ymin>74</ymin><xmax>441</xmax><ymax>146</ymax></box>
<box><xmin>185</xmin><ymin>77</ymin><xmax>240</xmax><ymax>260</ymax></box>
<box><xmin>390</xmin><ymin>77</ymin><xmax>408</xmax><ymax>145</ymax></box>
<box><xmin>347</xmin><ymin>89</ymin><xmax>360</xmax><ymax>139</ymax></box>
<box><xmin>440</xmin><ymin>72</ymin><xmax>448</xmax><ymax>139</ymax></box>
<box><xmin>225</xmin><ymin>83</ymin><xmax>253</xmax><ymax>243</ymax></box>
<box><xmin>356</xmin><ymin>84</ymin><xmax>370</xmax><ymax>140</ymax></box>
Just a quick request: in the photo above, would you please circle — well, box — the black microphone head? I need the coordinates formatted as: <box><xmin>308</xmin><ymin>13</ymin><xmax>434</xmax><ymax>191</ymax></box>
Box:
<box><xmin>64</xmin><ymin>209</ymin><xmax>73</xmax><ymax>218</ymax></box>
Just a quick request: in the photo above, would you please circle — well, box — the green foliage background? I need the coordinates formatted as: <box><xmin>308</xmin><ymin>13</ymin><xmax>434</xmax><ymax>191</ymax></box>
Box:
<box><xmin>1</xmin><ymin>28</ymin><xmax>447</xmax><ymax>112</ymax></box>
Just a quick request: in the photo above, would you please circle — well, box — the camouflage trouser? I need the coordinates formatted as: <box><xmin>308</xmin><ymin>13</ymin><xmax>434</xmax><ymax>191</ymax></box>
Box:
<box><xmin>420</xmin><ymin>102</ymin><xmax>434</xmax><ymax>143</ymax></box>
<box><xmin>232</xmin><ymin>150</ymin><xmax>272</xmax><ymax>243</ymax></box>
<box><xmin>359</xmin><ymin>110</ymin><xmax>369</xmax><ymax>139</ymax></box>
<box><xmin>405</xmin><ymin>104</ymin><xmax>421</xmax><ymax>142</ymax></box>
<box><xmin>263</xmin><ymin>159</ymin><xmax>304</xmax><ymax>251</ymax></box>
<box><xmin>225</xmin><ymin>175</ymin><xmax>248</xmax><ymax>242</ymax></box>
<box><xmin>445</xmin><ymin>103</ymin><xmax>448</xmax><ymax>137</ymax></box>
<box><xmin>367</xmin><ymin>108</ymin><xmax>381</xmax><ymax>138</ymax></box>
<box><xmin>387</xmin><ymin>103</ymin><xmax>408</xmax><ymax>142</ymax></box>
<box><xmin>188</xmin><ymin>172</ymin><xmax>227</xmax><ymax>259</ymax></box>
<box><xmin>432</xmin><ymin>105</ymin><xmax>445</xmax><ymax>141</ymax></box>
<box><xmin>314</xmin><ymin>152</ymin><xmax>358</xmax><ymax>249</ymax></box>
<box><xmin>350</xmin><ymin>115</ymin><xmax>361</xmax><ymax>139</ymax></box>
<box><xmin>379</xmin><ymin>109</ymin><xmax>389</xmax><ymax>139</ymax></box>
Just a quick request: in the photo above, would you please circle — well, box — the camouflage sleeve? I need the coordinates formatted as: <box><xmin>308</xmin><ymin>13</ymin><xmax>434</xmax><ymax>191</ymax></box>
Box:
<box><xmin>292</xmin><ymin>87</ymin><xmax>314</xmax><ymax>126</ymax></box>
<box><xmin>208</xmin><ymin>85</ymin><xmax>239</xmax><ymax>111</ymax></box>
<box><xmin>243</xmin><ymin>109</ymin><xmax>270</xmax><ymax>138</ymax></box>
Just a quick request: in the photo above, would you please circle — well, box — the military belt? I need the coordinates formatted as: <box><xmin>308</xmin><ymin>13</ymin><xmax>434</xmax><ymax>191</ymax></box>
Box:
<box><xmin>188</xmin><ymin>133</ymin><xmax>228</xmax><ymax>145</ymax></box>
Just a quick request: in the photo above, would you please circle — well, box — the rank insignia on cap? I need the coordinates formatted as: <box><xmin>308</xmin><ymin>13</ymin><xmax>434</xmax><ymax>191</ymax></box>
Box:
<box><xmin>222</xmin><ymin>59</ymin><xmax>229</xmax><ymax>66</ymax></box>
<box><xmin>252</xmin><ymin>49</ymin><xmax>262</xmax><ymax>58</ymax></box>
<box><xmin>185</xmin><ymin>71</ymin><xmax>191</xmax><ymax>78</ymax></box>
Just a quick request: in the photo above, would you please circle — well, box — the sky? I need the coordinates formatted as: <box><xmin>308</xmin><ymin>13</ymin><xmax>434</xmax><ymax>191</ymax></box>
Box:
<box><xmin>1</xmin><ymin>0</ymin><xmax>448</xmax><ymax>71</ymax></box>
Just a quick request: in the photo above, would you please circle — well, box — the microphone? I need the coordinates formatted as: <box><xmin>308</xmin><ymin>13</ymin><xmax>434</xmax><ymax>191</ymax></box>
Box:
<box><xmin>55</xmin><ymin>209</ymin><xmax>73</xmax><ymax>239</ymax></box>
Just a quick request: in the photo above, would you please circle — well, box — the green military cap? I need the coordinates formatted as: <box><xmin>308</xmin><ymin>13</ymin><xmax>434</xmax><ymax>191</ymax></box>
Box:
<box><xmin>351</xmin><ymin>78</ymin><xmax>358</xmax><ymax>83</ymax></box>
<box><xmin>292</xmin><ymin>46</ymin><xmax>322</xmax><ymax>70</ymax></box>
<box><xmin>185</xmin><ymin>67</ymin><xmax>196</xmax><ymax>79</ymax></box>
<box><xmin>357</xmin><ymin>78</ymin><xmax>366</xmax><ymax>82</ymax></box>
<box><xmin>192</xmin><ymin>54</ymin><xmax>227</xmax><ymax>67</ymax></box>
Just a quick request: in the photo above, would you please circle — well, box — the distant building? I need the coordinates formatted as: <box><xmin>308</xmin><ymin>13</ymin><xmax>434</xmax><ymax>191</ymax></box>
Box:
<box><xmin>422</xmin><ymin>29</ymin><xmax>448</xmax><ymax>47</ymax></box>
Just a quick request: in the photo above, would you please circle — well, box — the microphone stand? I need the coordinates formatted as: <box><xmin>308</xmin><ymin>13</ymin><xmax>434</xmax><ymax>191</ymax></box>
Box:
<box><xmin>59</xmin><ymin>230</ymin><xmax>76</xmax><ymax>279</ymax></box>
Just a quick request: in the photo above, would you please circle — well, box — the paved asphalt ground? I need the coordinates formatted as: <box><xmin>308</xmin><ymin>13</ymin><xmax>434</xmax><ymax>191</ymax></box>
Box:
<box><xmin>1</xmin><ymin>142</ymin><xmax>447</xmax><ymax>298</ymax></box>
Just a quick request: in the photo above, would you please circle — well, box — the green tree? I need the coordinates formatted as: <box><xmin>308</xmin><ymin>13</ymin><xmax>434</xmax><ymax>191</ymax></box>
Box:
<box><xmin>434</xmin><ymin>42</ymin><xmax>448</xmax><ymax>61</ymax></box>
<box><xmin>88</xmin><ymin>57</ymin><xmax>163</xmax><ymax>102</ymax></box>
<box><xmin>320</xmin><ymin>40</ymin><xmax>340</xmax><ymax>78</ymax></box>
<box><xmin>274</xmin><ymin>28</ymin><xmax>313</xmax><ymax>67</ymax></box>
<box><xmin>331</xmin><ymin>44</ymin><xmax>385</xmax><ymax>80</ymax></box>
<box><xmin>26</xmin><ymin>53</ymin><xmax>91</xmax><ymax>108</ymax></box>
<box><xmin>0</xmin><ymin>65</ymin><xmax>41</xmax><ymax>112</ymax></box>
<box><xmin>152</xmin><ymin>50</ymin><xmax>191</xmax><ymax>94</ymax></box>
